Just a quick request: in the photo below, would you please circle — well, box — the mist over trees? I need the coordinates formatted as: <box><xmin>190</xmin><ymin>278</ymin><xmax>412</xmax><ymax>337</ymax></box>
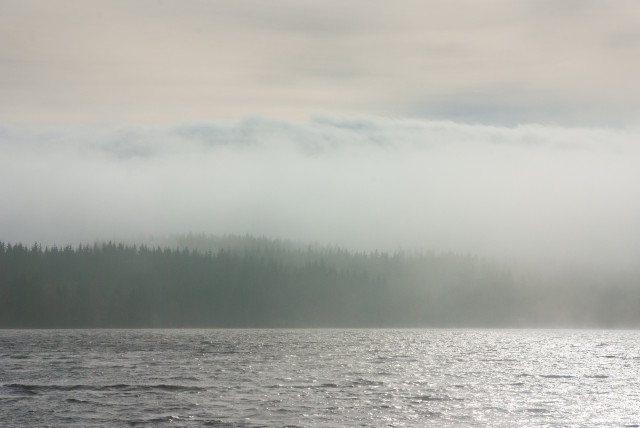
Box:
<box><xmin>1</xmin><ymin>235</ymin><xmax>638</xmax><ymax>328</ymax></box>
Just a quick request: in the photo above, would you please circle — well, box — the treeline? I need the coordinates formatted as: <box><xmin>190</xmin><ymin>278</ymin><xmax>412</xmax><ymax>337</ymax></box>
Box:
<box><xmin>0</xmin><ymin>236</ymin><xmax>639</xmax><ymax>328</ymax></box>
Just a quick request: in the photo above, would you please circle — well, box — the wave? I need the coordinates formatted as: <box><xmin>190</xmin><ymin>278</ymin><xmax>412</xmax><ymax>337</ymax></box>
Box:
<box><xmin>413</xmin><ymin>395</ymin><xmax>451</xmax><ymax>402</ymax></box>
<box><xmin>539</xmin><ymin>375</ymin><xmax>575</xmax><ymax>379</ymax></box>
<box><xmin>4</xmin><ymin>383</ymin><xmax>206</xmax><ymax>394</ymax></box>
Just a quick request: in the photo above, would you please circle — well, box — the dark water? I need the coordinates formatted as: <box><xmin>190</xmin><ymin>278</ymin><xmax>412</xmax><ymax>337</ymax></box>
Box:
<box><xmin>1</xmin><ymin>329</ymin><xmax>639</xmax><ymax>427</ymax></box>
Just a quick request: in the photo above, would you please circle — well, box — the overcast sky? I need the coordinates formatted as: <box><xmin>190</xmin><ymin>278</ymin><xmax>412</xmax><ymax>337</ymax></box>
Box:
<box><xmin>1</xmin><ymin>1</ymin><xmax>639</xmax><ymax>270</ymax></box>
<box><xmin>2</xmin><ymin>0</ymin><xmax>640</xmax><ymax>125</ymax></box>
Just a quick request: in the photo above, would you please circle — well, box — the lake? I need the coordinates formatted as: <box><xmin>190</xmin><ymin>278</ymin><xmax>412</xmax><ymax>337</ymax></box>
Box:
<box><xmin>1</xmin><ymin>329</ymin><xmax>639</xmax><ymax>426</ymax></box>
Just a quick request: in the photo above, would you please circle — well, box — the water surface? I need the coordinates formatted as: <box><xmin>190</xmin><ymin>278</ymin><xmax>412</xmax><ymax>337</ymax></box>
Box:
<box><xmin>1</xmin><ymin>329</ymin><xmax>639</xmax><ymax>426</ymax></box>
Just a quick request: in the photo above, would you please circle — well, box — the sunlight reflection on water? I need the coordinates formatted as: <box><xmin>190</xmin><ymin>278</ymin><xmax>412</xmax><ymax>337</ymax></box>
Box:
<box><xmin>1</xmin><ymin>329</ymin><xmax>639</xmax><ymax>426</ymax></box>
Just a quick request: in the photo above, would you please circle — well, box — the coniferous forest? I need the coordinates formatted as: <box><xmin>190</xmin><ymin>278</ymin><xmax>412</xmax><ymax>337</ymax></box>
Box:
<box><xmin>1</xmin><ymin>235</ymin><xmax>639</xmax><ymax>328</ymax></box>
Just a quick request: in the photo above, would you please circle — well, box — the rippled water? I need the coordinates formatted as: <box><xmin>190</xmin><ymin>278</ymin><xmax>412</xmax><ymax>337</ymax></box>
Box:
<box><xmin>1</xmin><ymin>329</ymin><xmax>639</xmax><ymax>427</ymax></box>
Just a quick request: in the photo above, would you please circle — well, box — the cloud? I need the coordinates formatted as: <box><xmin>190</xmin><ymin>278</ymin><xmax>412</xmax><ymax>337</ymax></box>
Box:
<box><xmin>1</xmin><ymin>116</ymin><xmax>639</xmax><ymax>272</ymax></box>
<box><xmin>1</xmin><ymin>0</ymin><xmax>639</xmax><ymax>125</ymax></box>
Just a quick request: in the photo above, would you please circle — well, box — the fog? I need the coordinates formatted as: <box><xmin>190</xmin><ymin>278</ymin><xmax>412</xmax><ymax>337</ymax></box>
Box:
<box><xmin>1</xmin><ymin>115</ymin><xmax>639</xmax><ymax>272</ymax></box>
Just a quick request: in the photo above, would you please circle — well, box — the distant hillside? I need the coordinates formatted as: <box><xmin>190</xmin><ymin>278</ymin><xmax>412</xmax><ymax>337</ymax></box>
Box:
<box><xmin>1</xmin><ymin>236</ymin><xmax>638</xmax><ymax>328</ymax></box>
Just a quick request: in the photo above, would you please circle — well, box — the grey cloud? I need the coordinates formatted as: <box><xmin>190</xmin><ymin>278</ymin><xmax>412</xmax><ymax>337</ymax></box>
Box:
<box><xmin>524</xmin><ymin>0</ymin><xmax>601</xmax><ymax>17</ymax></box>
<box><xmin>405</xmin><ymin>89</ymin><xmax>640</xmax><ymax>128</ymax></box>
<box><xmin>608</xmin><ymin>31</ymin><xmax>640</xmax><ymax>47</ymax></box>
<box><xmin>98</xmin><ymin>130</ymin><xmax>157</xmax><ymax>159</ymax></box>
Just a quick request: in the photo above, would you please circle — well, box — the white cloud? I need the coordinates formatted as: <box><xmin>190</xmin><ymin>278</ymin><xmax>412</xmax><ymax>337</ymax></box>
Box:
<box><xmin>1</xmin><ymin>116</ymin><xmax>639</xmax><ymax>272</ymax></box>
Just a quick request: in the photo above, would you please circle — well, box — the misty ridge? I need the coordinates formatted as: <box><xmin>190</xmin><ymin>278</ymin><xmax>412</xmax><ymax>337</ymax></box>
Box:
<box><xmin>1</xmin><ymin>234</ymin><xmax>639</xmax><ymax>329</ymax></box>
<box><xmin>2</xmin><ymin>117</ymin><xmax>639</xmax><ymax>328</ymax></box>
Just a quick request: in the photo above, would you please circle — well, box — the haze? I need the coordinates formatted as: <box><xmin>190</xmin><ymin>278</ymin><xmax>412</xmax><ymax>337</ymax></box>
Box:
<box><xmin>1</xmin><ymin>0</ymin><xmax>639</xmax><ymax>273</ymax></box>
<box><xmin>2</xmin><ymin>117</ymin><xmax>639</xmax><ymax>272</ymax></box>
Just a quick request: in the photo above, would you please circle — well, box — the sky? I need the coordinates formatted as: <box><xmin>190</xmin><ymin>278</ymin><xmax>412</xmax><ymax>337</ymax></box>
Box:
<box><xmin>1</xmin><ymin>0</ymin><xmax>639</xmax><ymax>270</ymax></box>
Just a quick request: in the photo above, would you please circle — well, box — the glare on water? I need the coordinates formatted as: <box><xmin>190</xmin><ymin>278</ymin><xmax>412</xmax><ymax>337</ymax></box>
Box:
<box><xmin>1</xmin><ymin>329</ymin><xmax>639</xmax><ymax>427</ymax></box>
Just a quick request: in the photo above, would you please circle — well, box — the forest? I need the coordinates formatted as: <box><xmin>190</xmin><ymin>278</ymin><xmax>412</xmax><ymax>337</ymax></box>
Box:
<box><xmin>1</xmin><ymin>235</ymin><xmax>639</xmax><ymax>328</ymax></box>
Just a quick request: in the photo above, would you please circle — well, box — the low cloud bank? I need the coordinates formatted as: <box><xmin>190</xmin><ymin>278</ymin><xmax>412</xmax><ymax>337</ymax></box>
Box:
<box><xmin>1</xmin><ymin>116</ymin><xmax>639</xmax><ymax>272</ymax></box>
